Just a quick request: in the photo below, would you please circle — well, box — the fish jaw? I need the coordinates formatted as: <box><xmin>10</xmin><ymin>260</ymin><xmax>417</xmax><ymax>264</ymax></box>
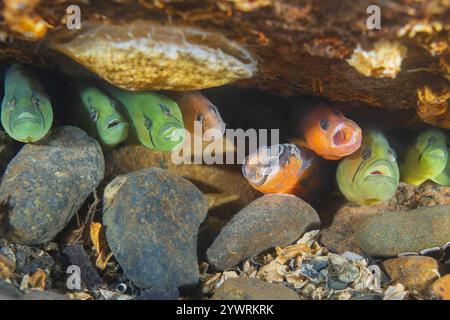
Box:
<box><xmin>155</xmin><ymin>122</ymin><xmax>185</xmax><ymax>151</ymax></box>
<box><xmin>242</xmin><ymin>144</ymin><xmax>283</xmax><ymax>187</ymax></box>
<box><xmin>101</xmin><ymin>121</ymin><xmax>129</xmax><ymax>149</ymax></box>
<box><xmin>4</xmin><ymin>106</ymin><xmax>48</xmax><ymax>142</ymax></box>
<box><xmin>326</xmin><ymin>119</ymin><xmax>362</xmax><ymax>158</ymax></box>
<box><xmin>357</xmin><ymin>161</ymin><xmax>399</xmax><ymax>204</ymax></box>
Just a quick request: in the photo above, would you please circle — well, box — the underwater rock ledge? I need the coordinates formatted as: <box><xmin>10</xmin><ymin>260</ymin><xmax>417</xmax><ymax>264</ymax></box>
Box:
<box><xmin>0</xmin><ymin>0</ymin><xmax>449</xmax><ymax>112</ymax></box>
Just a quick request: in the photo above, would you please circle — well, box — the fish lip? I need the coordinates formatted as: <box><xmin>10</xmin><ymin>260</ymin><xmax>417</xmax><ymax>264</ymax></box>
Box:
<box><xmin>421</xmin><ymin>147</ymin><xmax>448</xmax><ymax>163</ymax></box>
<box><xmin>356</xmin><ymin>159</ymin><xmax>398</xmax><ymax>185</ymax></box>
<box><xmin>328</xmin><ymin>120</ymin><xmax>362</xmax><ymax>151</ymax></box>
<box><xmin>106</xmin><ymin>118</ymin><xmax>128</xmax><ymax>130</ymax></box>
<box><xmin>158</xmin><ymin>122</ymin><xmax>184</xmax><ymax>142</ymax></box>
<box><xmin>10</xmin><ymin>106</ymin><xmax>45</xmax><ymax>129</ymax></box>
<box><xmin>242</xmin><ymin>145</ymin><xmax>284</xmax><ymax>186</ymax></box>
<box><xmin>101</xmin><ymin>122</ymin><xmax>129</xmax><ymax>146</ymax></box>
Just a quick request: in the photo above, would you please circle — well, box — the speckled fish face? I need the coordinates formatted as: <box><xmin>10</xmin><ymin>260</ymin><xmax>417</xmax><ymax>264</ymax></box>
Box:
<box><xmin>141</xmin><ymin>98</ymin><xmax>185</xmax><ymax>151</ymax></box>
<box><xmin>100</xmin><ymin>113</ymin><xmax>129</xmax><ymax>148</ymax></box>
<box><xmin>169</xmin><ymin>91</ymin><xmax>226</xmax><ymax>141</ymax></box>
<box><xmin>82</xmin><ymin>92</ymin><xmax>129</xmax><ymax>149</ymax></box>
<box><xmin>400</xmin><ymin>129</ymin><xmax>448</xmax><ymax>186</ymax></box>
<box><xmin>337</xmin><ymin>128</ymin><xmax>399</xmax><ymax>205</ymax></box>
<box><xmin>242</xmin><ymin>143</ymin><xmax>321</xmax><ymax>197</ymax></box>
<box><xmin>196</xmin><ymin>102</ymin><xmax>225</xmax><ymax>140</ymax></box>
<box><xmin>414</xmin><ymin>130</ymin><xmax>448</xmax><ymax>174</ymax></box>
<box><xmin>1</xmin><ymin>90</ymin><xmax>53</xmax><ymax>143</ymax></box>
<box><xmin>301</xmin><ymin>105</ymin><xmax>362</xmax><ymax>160</ymax></box>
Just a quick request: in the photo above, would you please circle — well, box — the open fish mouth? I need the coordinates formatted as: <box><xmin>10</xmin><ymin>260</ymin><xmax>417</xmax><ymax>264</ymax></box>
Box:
<box><xmin>329</xmin><ymin>121</ymin><xmax>362</xmax><ymax>150</ymax></box>
<box><xmin>368</xmin><ymin>164</ymin><xmax>393</xmax><ymax>177</ymax></box>
<box><xmin>243</xmin><ymin>145</ymin><xmax>283</xmax><ymax>185</ymax></box>
<box><xmin>159</xmin><ymin>123</ymin><xmax>184</xmax><ymax>142</ymax></box>
<box><xmin>425</xmin><ymin>148</ymin><xmax>448</xmax><ymax>162</ymax></box>
<box><xmin>106</xmin><ymin>118</ymin><xmax>127</xmax><ymax>130</ymax></box>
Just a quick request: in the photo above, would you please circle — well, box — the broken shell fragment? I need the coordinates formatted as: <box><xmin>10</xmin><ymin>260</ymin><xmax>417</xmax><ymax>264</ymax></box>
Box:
<box><xmin>346</xmin><ymin>41</ymin><xmax>407</xmax><ymax>79</ymax></box>
<box><xmin>440</xmin><ymin>50</ymin><xmax>450</xmax><ymax>77</ymax></box>
<box><xmin>416</xmin><ymin>85</ymin><xmax>450</xmax><ymax>129</ymax></box>
<box><xmin>49</xmin><ymin>21</ymin><xmax>257</xmax><ymax>91</ymax></box>
<box><xmin>3</xmin><ymin>0</ymin><xmax>49</xmax><ymax>40</ymax></box>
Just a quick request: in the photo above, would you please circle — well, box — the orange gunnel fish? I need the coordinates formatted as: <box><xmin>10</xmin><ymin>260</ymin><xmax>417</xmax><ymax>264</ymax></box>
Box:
<box><xmin>242</xmin><ymin>143</ymin><xmax>326</xmax><ymax>201</ymax></box>
<box><xmin>292</xmin><ymin>104</ymin><xmax>362</xmax><ymax>160</ymax></box>
<box><xmin>169</xmin><ymin>91</ymin><xmax>226</xmax><ymax>140</ymax></box>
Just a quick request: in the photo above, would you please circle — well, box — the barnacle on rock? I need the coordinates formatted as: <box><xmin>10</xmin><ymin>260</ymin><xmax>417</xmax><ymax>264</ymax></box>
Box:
<box><xmin>346</xmin><ymin>41</ymin><xmax>407</xmax><ymax>79</ymax></box>
<box><xmin>417</xmin><ymin>85</ymin><xmax>450</xmax><ymax>116</ymax></box>
<box><xmin>417</xmin><ymin>85</ymin><xmax>450</xmax><ymax>129</ymax></box>
<box><xmin>397</xmin><ymin>20</ymin><xmax>443</xmax><ymax>38</ymax></box>
<box><xmin>441</xmin><ymin>50</ymin><xmax>450</xmax><ymax>77</ymax></box>
<box><xmin>228</xmin><ymin>0</ymin><xmax>273</xmax><ymax>12</ymax></box>
<box><xmin>3</xmin><ymin>0</ymin><xmax>49</xmax><ymax>40</ymax></box>
<box><xmin>49</xmin><ymin>20</ymin><xmax>257</xmax><ymax>91</ymax></box>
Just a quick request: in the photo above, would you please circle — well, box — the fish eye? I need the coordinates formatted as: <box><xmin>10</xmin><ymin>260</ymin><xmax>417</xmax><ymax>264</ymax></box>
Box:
<box><xmin>362</xmin><ymin>148</ymin><xmax>372</xmax><ymax>160</ymax></box>
<box><xmin>32</xmin><ymin>95</ymin><xmax>40</xmax><ymax>107</ymax></box>
<box><xmin>89</xmin><ymin>108</ymin><xmax>99</xmax><ymax>122</ymax></box>
<box><xmin>160</xmin><ymin>104</ymin><xmax>171</xmax><ymax>116</ymax></box>
<box><xmin>387</xmin><ymin>148</ymin><xmax>397</xmax><ymax>162</ymax></box>
<box><xmin>145</xmin><ymin>116</ymin><xmax>153</xmax><ymax>130</ymax></box>
<box><xmin>195</xmin><ymin>113</ymin><xmax>204</xmax><ymax>124</ymax></box>
<box><xmin>320</xmin><ymin>119</ymin><xmax>329</xmax><ymax>130</ymax></box>
<box><xmin>8</xmin><ymin>97</ymin><xmax>16</xmax><ymax>108</ymax></box>
<box><xmin>426</xmin><ymin>136</ymin><xmax>436</xmax><ymax>147</ymax></box>
<box><xmin>333</xmin><ymin>109</ymin><xmax>342</xmax><ymax>116</ymax></box>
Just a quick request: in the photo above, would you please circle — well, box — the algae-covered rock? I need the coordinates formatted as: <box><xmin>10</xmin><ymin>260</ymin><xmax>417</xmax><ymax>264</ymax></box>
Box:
<box><xmin>102</xmin><ymin>168</ymin><xmax>208</xmax><ymax>296</ymax></box>
<box><xmin>321</xmin><ymin>182</ymin><xmax>450</xmax><ymax>254</ymax></box>
<box><xmin>206</xmin><ymin>194</ymin><xmax>320</xmax><ymax>270</ymax></box>
<box><xmin>0</xmin><ymin>126</ymin><xmax>104</xmax><ymax>245</ymax></box>
<box><xmin>356</xmin><ymin>205</ymin><xmax>450</xmax><ymax>257</ymax></box>
<box><xmin>212</xmin><ymin>277</ymin><xmax>299</xmax><ymax>300</ymax></box>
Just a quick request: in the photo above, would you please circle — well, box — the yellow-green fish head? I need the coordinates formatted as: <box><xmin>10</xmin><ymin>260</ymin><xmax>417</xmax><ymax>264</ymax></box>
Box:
<box><xmin>1</xmin><ymin>91</ymin><xmax>53</xmax><ymax>143</ymax></box>
<box><xmin>337</xmin><ymin>128</ymin><xmax>399</xmax><ymax>205</ymax></box>
<box><xmin>81</xmin><ymin>87</ymin><xmax>129</xmax><ymax>149</ymax></box>
<box><xmin>140</xmin><ymin>96</ymin><xmax>185</xmax><ymax>151</ymax></box>
<box><xmin>400</xmin><ymin>129</ymin><xmax>448</xmax><ymax>185</ymax></box>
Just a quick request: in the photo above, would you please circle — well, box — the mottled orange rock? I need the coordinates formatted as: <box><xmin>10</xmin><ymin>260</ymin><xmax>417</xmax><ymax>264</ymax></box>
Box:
<box><xmin>383</xmin><ymin>256</ymin><xmax>440</xmax><ymax>293</ymax></box>
<box><xmin>430</xmin><ymin>275</ymin><xmax>450</xmax><ymax>300</ymax></box>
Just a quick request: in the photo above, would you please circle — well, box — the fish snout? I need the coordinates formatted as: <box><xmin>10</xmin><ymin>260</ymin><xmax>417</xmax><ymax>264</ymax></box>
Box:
<box><xmin>243</xmin><ymin>145</ymin><xmax>283</xmax><ymax>185</ymax></box>
<box><xmin>427</xmin><ymin>147</ymin><xmax>448</xmax><ymax>162</ymax></box>
<box><xmin>329</xmin><ymin>120</ymin><xmax>362</xmax><ymax>151</ymax></box>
